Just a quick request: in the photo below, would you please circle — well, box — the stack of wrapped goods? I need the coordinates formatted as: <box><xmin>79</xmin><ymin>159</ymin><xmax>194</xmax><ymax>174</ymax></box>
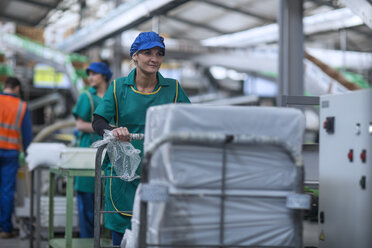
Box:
<box><xmin>125</xmin><ymin>104</ymin><xmax>308</xmax><ymax>247</ymax></box>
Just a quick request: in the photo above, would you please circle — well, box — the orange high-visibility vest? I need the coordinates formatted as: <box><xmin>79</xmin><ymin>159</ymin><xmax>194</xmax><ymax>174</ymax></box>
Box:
<box><xmin>0</xmin><ymin>94</ymin><xmax>27</xmax><ymax>150</ymax></box>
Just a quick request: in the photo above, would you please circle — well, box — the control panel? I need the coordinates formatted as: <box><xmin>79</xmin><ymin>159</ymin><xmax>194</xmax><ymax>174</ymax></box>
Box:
<box><xmin>319</xmin><ymin>89</ymin><xmax>371</xmax><ymax>248</ymax></box>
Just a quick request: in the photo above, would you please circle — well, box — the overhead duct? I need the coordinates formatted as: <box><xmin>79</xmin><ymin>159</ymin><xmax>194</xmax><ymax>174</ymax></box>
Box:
<box><xmin>192</xmin><ymin>46</ymin><xmax>372</xmax><ymax>72</ymax></box>
<box><xmin>192</xmin><ymin>48</ymin><xmax>354</xmax><ymax>96</ymax></box>
<box><xmin>339</xmin><ymin>0</ymin><xmax>372</xmax><ymax>29</ymax></box>
<box><xmin>58</xmin><ymin>0</ymin><xmax>188</xmax><ymax>52</ymax></box>
<box><xmin>202</xmin><ymin>8</ymin><xmax>363</xmax><ymax>47</ymax></box>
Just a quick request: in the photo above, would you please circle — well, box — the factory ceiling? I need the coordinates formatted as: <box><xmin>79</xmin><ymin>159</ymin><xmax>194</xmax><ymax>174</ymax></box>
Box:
<box><xmin>0</xmin><ymin>0</ymin><xmax>63</xmax><ymax>26</ymax></box>
<box><xmin>135</xmin><ymin>0</ymin><xmax>372</xmax><ymax>53</ymax></box>
<box><xmin>1</xmin><ymin>0</ymin><xmax>371</xmax><ymax>54</ymax></box>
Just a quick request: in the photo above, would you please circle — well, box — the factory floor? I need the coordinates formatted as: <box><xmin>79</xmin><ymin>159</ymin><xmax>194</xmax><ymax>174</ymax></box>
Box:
<box><xmin>0</xmin><ymin>220</ymin><xmax>319</xmax><ymax>248</ymax></box>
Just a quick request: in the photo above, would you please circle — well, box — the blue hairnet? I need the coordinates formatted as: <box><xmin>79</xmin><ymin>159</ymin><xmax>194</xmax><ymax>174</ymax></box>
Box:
<box><xmin>130</xmin><ymin>31</ymin><xmax>165</xmax><ymax>57</ymax></box>
<box><xmin>86</xmin><ymin>62</ymin><xmax>112</xmax><ymax>82</ymax></box>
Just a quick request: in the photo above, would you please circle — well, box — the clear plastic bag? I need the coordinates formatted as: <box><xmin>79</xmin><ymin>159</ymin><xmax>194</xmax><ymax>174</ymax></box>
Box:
<box><xmin>92</xmin><ymin>130</ymin><xmax>141</xmax><ymax>181</ymax></box>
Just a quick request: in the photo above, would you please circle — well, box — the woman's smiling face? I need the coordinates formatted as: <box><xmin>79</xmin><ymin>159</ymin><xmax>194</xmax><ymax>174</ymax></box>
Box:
<box><xmin>133</xmin><ymin>47</ymin><xmax>164</xmax><ymax>75</ymax></box>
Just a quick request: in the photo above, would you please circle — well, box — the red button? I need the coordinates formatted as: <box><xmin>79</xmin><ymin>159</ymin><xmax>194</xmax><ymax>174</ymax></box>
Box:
<box><xmin>323</xmin><ymin>120</ymin><xmax>327</xmax><ymax>129</ymax></box>
<box><xmin>361</xmin><ymin>150</ymin><xmax>366</xmax><ymax>163</ymax></box>
<box><xmin>348</xmin><ymin>149</ymin><xmax>353</xmax><ymax>162</ymax></box>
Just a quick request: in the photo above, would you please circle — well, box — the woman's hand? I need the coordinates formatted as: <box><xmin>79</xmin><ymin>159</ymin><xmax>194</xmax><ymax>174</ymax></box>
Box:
<box><xmin>112</xmin><ymin>127</ymin><xmax>130</xmax><ymax>142</ymax></box>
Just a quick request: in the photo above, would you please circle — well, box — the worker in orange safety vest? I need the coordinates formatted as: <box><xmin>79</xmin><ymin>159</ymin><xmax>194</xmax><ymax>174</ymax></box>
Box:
<box><xmin>0</xmin><ymin>77</ymin><xmax>32</xmax><ymax>238</ymax></box>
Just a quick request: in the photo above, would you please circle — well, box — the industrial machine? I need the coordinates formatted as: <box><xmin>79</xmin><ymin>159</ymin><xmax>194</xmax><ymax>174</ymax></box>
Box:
<box><xmin>319</xmin><ymin>89</ymin><xmax>372</xmax><ymax>248</ymax></box>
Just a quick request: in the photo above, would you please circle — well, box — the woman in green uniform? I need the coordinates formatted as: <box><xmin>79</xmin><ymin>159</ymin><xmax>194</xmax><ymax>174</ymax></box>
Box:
<box><xmin>92</xmin><ymin>31</ymin><xmax>190</xmax><ymax>245</ymax></box>
<box><xmin>73</xmin><ymin>62</ymin><xmax>112</xmax><ymax>238</ymax></box>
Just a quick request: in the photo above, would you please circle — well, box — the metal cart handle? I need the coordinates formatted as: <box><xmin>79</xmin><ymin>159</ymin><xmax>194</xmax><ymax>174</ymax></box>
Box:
<box><xmin>130</xmin><ymin>133</ymin><xmax>144</xmax><ymax>140</ymax></box>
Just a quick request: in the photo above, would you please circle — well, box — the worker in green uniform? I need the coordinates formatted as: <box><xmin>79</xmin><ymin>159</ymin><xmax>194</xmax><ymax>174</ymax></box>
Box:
<box><xmin>92</xmin><ymin>31</ymin><xmax>190</xmax><ymax>245</ymax></box>
<box><xmin>73</xmin><ymin>62</ymin><xmax>112</xmax><ymax>238</ymax></box>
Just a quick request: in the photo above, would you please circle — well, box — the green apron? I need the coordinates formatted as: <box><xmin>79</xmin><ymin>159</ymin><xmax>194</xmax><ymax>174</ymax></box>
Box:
<box><xmin>72</xmin><ymin>86</ymin><xmax>103</xmax><ymax>193</ymax></box>
<box><xmin>94</xmin><ymin>69</ymin><xmax>190</xmax><ymax>233</ymax></box>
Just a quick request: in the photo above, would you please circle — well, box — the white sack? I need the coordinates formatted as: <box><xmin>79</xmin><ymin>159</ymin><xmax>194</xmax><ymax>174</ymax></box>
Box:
<box><xmin>26</xmin><ymin>142</ymin><xmax>66</xmax><ymax>170</ymax></box>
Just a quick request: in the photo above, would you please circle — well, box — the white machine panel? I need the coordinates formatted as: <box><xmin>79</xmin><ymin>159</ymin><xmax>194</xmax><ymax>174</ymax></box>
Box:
<box><xmin>59</xmin><ymin>148</ymin><xmax>97</xmax><ymax>169</ymax></box>
<box><xmin>319</xmin><ymin>89</ymin><xmax>372</xmax><ymax>248</ymax></box>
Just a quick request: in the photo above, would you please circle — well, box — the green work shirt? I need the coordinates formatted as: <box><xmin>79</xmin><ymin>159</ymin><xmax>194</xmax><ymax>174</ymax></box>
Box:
<box><xmin>72</xmin><ymin>86</ymin><xmax>103</xmax><ymax>193</ymax></box>
<box><xmin>94</xmin><ymin>68</ymin><xmax>190</xmax><ymax>233</ymax></box>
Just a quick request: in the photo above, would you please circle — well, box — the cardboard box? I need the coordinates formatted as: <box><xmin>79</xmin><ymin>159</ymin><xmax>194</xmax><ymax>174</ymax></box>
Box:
<box><xmin>16</xmin><ymin>25</ymin><xmax>45</xmax><ymax>44</ymax></box>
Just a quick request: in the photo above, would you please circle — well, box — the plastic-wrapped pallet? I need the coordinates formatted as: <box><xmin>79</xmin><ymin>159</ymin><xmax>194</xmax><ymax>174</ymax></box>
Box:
<box><xmin>124</xmin><ymin>104</ymin><xmax>306</xmax><ymax>248</ymax></box>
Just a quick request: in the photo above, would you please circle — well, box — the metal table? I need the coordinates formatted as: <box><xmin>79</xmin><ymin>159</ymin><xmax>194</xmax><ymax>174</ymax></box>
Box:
<box><xmin>48</xmin><ymin>167</ymin><xmax>94</xmax><ymax>248</ymax></box>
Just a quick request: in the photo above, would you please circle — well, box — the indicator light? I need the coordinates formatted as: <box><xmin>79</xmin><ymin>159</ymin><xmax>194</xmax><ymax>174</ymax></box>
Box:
<box><xmin>360</xmin><ymin>150</ymin><xmax>366</xmax><ymax>163</ymax></box>
<box><xmin>348</xmin><ymin>149</ymin><xmax>353</xmax><ymax>162</ymax></box>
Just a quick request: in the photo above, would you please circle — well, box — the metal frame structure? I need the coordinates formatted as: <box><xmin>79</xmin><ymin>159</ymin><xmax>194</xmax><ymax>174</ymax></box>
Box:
<box><xmin>94</xmin><ymin>133</ymin><xmax>144</xmax><ymax>248</ymax></box>
<box><xmin>281</xmin><ymin>94</ymin><xmax>320</xmax><ymax>186</ymax></box>
<box><xmin>30</xmin><ymin>166</ymin><xmax>49</xmax><ymax>248</ymax></box>
<box><xmin>277</xmin><ymin>0</ymin><xmax>304</xmax><ymax>106</ymax></box>
<box><xmin>94</xmin><ymin>143</ymin><xmax>112</xmax><ymax>248</ymax></box>
<box><xmin>281</xmin><ymin>95</ymin><xmax>320</xmax><ymax>107</ymax></box>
